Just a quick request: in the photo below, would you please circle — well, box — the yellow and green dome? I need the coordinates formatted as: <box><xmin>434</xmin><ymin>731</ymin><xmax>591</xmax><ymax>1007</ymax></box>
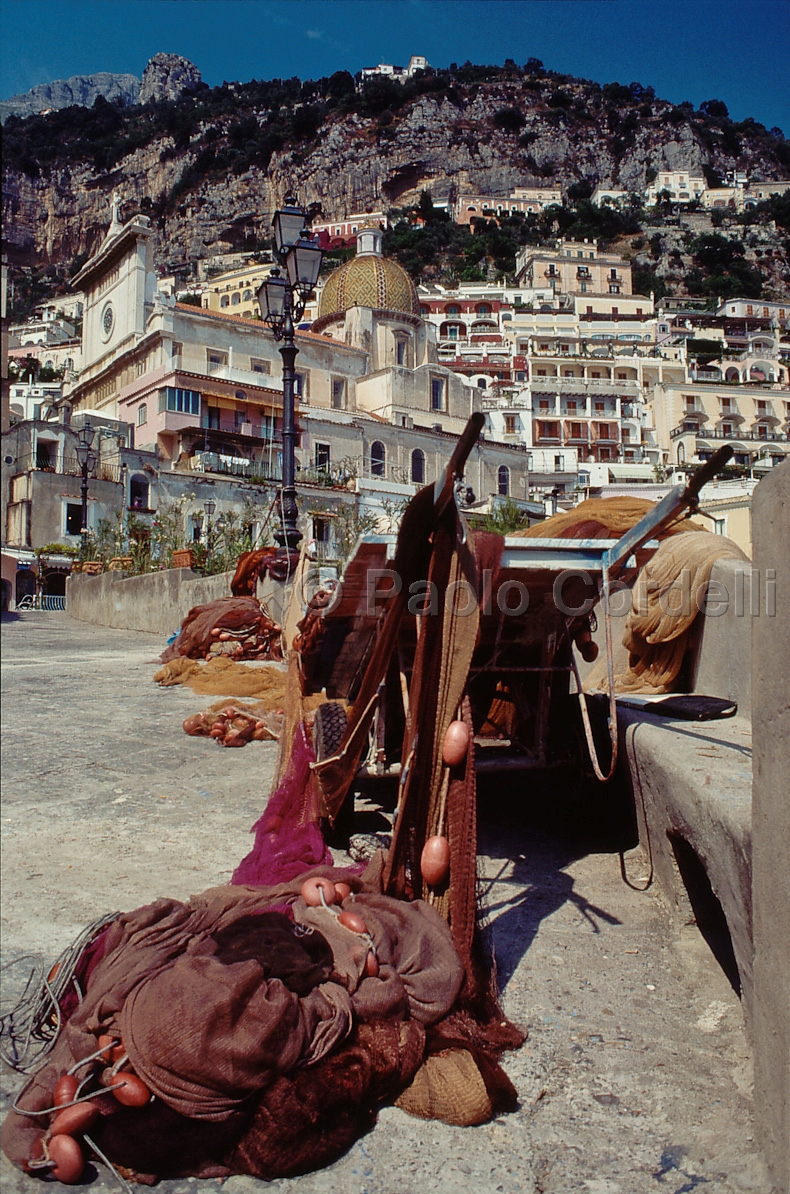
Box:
<box><xmin>318</xmin><ymin>252</ymin><xmax>420</xmax><ymax>319</ymax></box>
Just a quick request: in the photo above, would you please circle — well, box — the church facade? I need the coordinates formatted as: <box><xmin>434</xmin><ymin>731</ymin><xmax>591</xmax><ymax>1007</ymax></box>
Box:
<box><xmin>59</xmin><ymin>209</ymin><xmax>532</xmax><ymax>548</ymax></box>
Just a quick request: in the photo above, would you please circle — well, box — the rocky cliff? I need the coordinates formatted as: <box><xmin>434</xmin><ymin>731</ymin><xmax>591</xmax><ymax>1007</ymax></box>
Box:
<box><xmin>0</xmin><ymin>71</ymin><xmax>140</xmax><ymax>124</ymax></box>
<box><xmin>2</xmin><ymin>65</ymin><xmax>788</xmax><ymax>275</ymax></box>
<box><xmin>0</xmin><ymin>53</ymin><xmax>202</xmax><ymax>125</ymax></box>
<box><xmin>139</xmin><ymin>53</ymin><xmax>202</xmax><ymax>105</ymax></box>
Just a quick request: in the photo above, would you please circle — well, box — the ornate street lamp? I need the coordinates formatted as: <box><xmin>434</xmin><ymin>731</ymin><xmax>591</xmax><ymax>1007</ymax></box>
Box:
<box><xmin>74</xmin><ymin>423</ymin><xmax>96</xmax><ymax>544</ymax></box>
<box><xmin>203</xmin><ymin>498</ymin><xmax>216</xmax><ymax>562</ymax></box>
<box><xmin>257</xmin><ymin>194</ymin><xmax>323</xmax><ymax>550</ymax></box>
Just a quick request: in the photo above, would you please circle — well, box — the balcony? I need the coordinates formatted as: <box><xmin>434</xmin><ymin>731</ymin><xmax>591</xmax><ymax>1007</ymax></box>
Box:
<box><xmin>670</xmin><ymin>425</ymin><xmax>789</xmax><ymax>442</ymax></box>
<box><xmin>533</xmin><ymin>422</ymin><xmax>562</xmax><ymax>445</ymax></box>
<box><xmin>185</xmin><ymin>451</ymin><xmax>282</xmax><ymax>481</ymax></box>
<box><xmin>527</xmin><ymin>375</ymin><xmax>635</xmax><ymax>395</ymax></box>
<box><xmin>591</xmin><ymin>425</ymin><xmax>620</xmax><ymax>444</ymax></box>
<box><xmin>204</xmin><ymin>363</ymin><xmax>282</xmax><ymax>391</ymax></box>
<box><xmin>13</xmin><ymin>454</ymin><xmax>123</xmax><ymax>483</ymax></box>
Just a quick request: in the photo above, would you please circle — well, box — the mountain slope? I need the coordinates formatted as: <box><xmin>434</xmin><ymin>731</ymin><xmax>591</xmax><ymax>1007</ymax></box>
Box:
<box><xmin>0</xmin><ymin>72</ymin><xmax>140</xmax><ymax>125</ymax></box>
<box><xmin>2</xmin><ymin>63</ymin><xmax>788</xmax><ymax>280</ymax></box>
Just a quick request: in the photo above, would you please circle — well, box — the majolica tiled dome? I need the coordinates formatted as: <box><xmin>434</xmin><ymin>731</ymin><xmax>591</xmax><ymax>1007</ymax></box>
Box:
<box><xmin>318</xmin><ymin>228</ymin><xmax>420</xmax><ymax>319</ymax></box>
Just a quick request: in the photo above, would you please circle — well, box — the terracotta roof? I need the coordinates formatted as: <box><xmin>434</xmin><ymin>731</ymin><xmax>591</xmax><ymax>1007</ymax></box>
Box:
<box><xmin>173</xmin><ymin>303</ymin><xmax>367</xmax><ymax>352</ymax></box>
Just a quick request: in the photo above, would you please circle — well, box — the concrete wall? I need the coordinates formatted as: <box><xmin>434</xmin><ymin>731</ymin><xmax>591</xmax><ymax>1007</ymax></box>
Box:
<box><xmin>751</xmin><ymin>459</ymin><xmax>790</xmax><ymax>1194</ymax></box>
<box><xmin>692</xmin><ymin>556</ymin><xmax>757</xmax><ymax>718</ymax></box>
<box><xmin>67</xmin><ymin>567</ymin><xmax>234</xmax><ymax>636</ymax></box>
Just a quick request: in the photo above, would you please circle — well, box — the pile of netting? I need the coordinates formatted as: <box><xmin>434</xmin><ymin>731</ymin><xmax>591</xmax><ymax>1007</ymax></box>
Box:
<box><xmin>515</xmin><ymin>497</ymin><xmax>747</xmax><ymax>694</ymax></box>
<box><xmin>160</xmin><ymin>596</ymin><xmax>283</xmax><ymax>664</ymax></box>
<box><xmin>181</xmin><ymin>701</ymin><xmax>283</xmax><ymax>748</ymax></box>
<box><xmin>160</xmin><ymin>550</ymin><xmax>302</xmax><ymax>665</ymax></box>
<box><xmin>1</xmin><ymin>494</ymin><xmax>525</xmax><ymax>1187</ymax></box>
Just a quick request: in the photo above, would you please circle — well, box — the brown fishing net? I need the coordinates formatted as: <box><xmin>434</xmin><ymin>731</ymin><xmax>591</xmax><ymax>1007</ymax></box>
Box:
<box><xmin>153</xmin><ymin>655</ymin><xmax>289</xmax><ymax>700</ymax></box>
<box><xmin>515</xmin><ymin>497</ymin><xmax>742</xmax><ymax>695</ymax></box>
<box><xmin>613</xmin><ymin>529</ymin><xmax>747</xmax><ymax>692</ymax></box>
<box><xmin>512</xmin><ymin>495</ymin><xmax>703</xmax><ymax>541</ymax></box>
<box><xmin>160</xmin><ymin>597</ymin><xmax>283</xmax><ymax>664</ymax></box>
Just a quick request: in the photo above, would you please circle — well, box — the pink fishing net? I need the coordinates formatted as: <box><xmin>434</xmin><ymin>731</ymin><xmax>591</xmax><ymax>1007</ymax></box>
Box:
<box><xmin>231</xmin><ymin>723</ymin><xmax>333</xmax><ymax>887</ymax></box>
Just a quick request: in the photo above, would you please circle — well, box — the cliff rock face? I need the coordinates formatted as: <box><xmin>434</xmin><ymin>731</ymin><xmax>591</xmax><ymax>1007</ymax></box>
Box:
<box><xmin>2</xmin><ymin>73</ymin><xmax>787</xmax><ymax>272</ymax></box>
<box><xmin>139</xmin><ymin>54</ymin><xmax>202</xmax><ymax>105</ymax></box>
<box><xmin>0</xmin><ymin>72</ymin><xmax>140</xmax><ymax>124</ymax></box>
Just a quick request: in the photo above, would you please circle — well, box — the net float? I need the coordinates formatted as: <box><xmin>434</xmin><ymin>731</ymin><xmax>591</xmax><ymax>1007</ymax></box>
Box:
<box><xmin>47</xmin><ymin>1135</ymin><xmax>84</xmax><ymax>1184</ymax></box>
<box><xmin>442</xmin><ymin>720</ymin><xmax>470</xmax><ymax>767</ymax></box>
<box><xmin>300</xmin><ymin>876</ymin><xmax>336</xmax><ymax>907</ymax></box>
<box><xmin>182</xmin><ymin>714</ymin><xmax>204</xmax><ymax>735</ymax></box>
<box><xmin>338</xmin><ymin>909</ymin><xmax>367</xmax><ymax>934</ymax></box>
<box><xmin>364</xmin><ymin>950</ymin><xmax>379</xmax><ymax>978</ymax></box>
<box><xmin>579</xmin><ymin>638</ymin><xmax>598</xmax><ymax>662</ymax></box>
<box><xmin>53</xmin><ymin>1073</ymin><xmax>79</xmax><ymax>1107</ymax></box>
<box><xmin>334</xmin><ymin>881</ymin><xmax>352</xmax><ymax>903</ymax></box>
<box><xmin>49</xmin><ymin>1102</ymin><xmax>99</xmax><ymax>1138</ymax></box>
<box><xmin>420</xmin><ymin>835</ymin><xmax>451</xmax><ymax>886</ymax></box>
<box><xmin>97</xmin><ymin>1033</ymin><xmax>126</xmax><ymax>1063</ymax></box>
<box><xmin>112</xmin><ymin>1072</ymin><xmax>151</xmax><ymax>1107</ymax></box>
<box><xmin>223</xmin><ymin>731</ymin><xmax>246</xmax><ymax>747</ymax></box>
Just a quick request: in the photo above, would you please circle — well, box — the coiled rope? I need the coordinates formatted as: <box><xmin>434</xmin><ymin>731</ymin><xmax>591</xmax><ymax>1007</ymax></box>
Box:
<box><xmin>0</xmin><ymin>913</ymin><xmax>118</xmax><ymax>1072</ymax></box>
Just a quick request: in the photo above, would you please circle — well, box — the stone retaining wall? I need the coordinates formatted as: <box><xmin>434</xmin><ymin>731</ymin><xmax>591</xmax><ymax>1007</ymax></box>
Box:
<box><xmin>66</xmin><ymin>568</ymin><xmax>234</xmax><ymax>636</ymax></box>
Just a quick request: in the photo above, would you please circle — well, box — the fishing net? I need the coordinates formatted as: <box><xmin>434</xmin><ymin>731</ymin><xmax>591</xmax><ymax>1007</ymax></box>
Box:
<box><xmin>512</xmin><ymin>495</ymin><xmax>704</xmax><ymax>541</ymax></box>
<box><xmin>153</xmin><ymin>656</ymin><xmax>289</xmax><ymax>700</ymax></box>
<box><xmin>231</xmin><ymin>722</ymin><xmax>333</xmax><ymax>886</ymax></box>
<box><xmin>160</xmin><ymin>597</ymin><xmax>283</xmax><ymax>664</ymax></box>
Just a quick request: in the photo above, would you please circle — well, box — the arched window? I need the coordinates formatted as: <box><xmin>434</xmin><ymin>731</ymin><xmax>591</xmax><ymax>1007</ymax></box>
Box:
<box><xmin>371</xmin><ymin>440</ymin><xmax>386</xmax><ymax>477</ymax></box>
<box><xmin>231</xmin><ymin>292</ymin><xmax>241</xmax><ymax>305</ymax></box>
<box><xmin>130</xmin><ymin>475</ymin><xmax>150</xmax><ymax>510</ymax></box>
<box><xmin>498</xmin><ymin>465</ymin><xmax>510</xmax><ymax>496</ymax></box>
<box><xmin>477</xmin><ymin>304</ymin><xmax>491</xmax><ymax>315</ymax></box>
<box><xmin>447</xmin><ymin>305</ymin><xmax>460</xmax><ymax>315</ymax></box>
<box><xmin>477</xmin><ymin>378</ymin><xmax>487</xmax><ymax>388</ymax></box>
<box><xmin>411</xmin><ymin>448</ymin><xmax>425</xmax><ymax>484</ymax></box>
<box><xmin>242</xmin><ymin>289</ymin><xmax>252</xmax><ymax>301</ymax></box>
<box><xmin>137</xmin><ymin>403</ymin><xmax>147</xmax><ymax>426</ymax></box>
<box><xmin>220</xmin><ymin>295</ymin><xmax>230</xmax><ymax>308</ymax></box>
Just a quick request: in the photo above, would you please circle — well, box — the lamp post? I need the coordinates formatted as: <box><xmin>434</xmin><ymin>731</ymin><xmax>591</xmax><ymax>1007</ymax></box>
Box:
<box><xmin>256</xmin><ymin>195</ymin><xmax>323</xmax><ymax>550</ymax></box>
<box><xmin>74</xmin><ymin>423</ymin><xmax>96</xmax><ymax>550</ymax></box>
<box><xmin>203</xmin><ymin>498</ymin><xmax>216</xmax><ymax>563</ymax></box>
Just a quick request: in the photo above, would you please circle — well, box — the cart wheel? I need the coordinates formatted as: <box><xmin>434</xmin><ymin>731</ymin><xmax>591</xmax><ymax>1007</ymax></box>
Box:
<box><xmin>314</xmin><ymin>702</ymin><xmax>354</xmax><ymax>847</ymax></box>
<box><xmin>313</xmin><ymin>701</ymin><xmax>347</xmax><ymax>762</ymax></box>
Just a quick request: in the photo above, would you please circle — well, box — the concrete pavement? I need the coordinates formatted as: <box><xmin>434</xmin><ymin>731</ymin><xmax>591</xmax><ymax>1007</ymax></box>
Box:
<box><xmin>1</xmin><ymin>612</ymin><xmax>771</xmax><ymax>1193</ymax></box>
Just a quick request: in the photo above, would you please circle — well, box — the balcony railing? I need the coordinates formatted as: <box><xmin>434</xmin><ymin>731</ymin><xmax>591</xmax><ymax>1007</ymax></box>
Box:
<box><xmin>670</xmin><ymin>425</ymin><xmax>790</xmax><ymax>442</ymax></box>
<box><xmin>185</xmin><ymin>451</ymin><xmax>282</xmax><ymax>481</ymax></box>
<box><xmin>527</xmin><ymin>376</ymin><xmax>635</xmax><ymax>392</ymax></box>
<box><xmin>13</xmin><ymin>454</ymin><xmax>123</xmax><ymax>483</ymax></box>
<box><xmin>204</xmin><ymin>363</ymin><xmax>283</xmax><ymax>390</ymax></box>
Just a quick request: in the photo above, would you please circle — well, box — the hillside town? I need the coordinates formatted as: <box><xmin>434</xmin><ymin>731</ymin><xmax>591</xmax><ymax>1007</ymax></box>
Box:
<box><xmin>2</xmin><ymin>172</ymin><xmax>789</xmax><ymax>606</ymax></box>
<box><xmin>1</xmin><ymin>30</ymin><xmax>789</xmax><ymax>1194</ymax></box>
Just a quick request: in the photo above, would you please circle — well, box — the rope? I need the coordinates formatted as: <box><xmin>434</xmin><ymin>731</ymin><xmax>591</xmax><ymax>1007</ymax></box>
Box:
<box><xmin>566</xmin><ymin>570</ymin><xmax>618</xmax><ymax>784</ymax></box>
<box><xmin>618</xmin><ymin>722</ymin><xmax>655</xmax><ymax>892</ymax></box>
<box><xmin>0</xmin><ymin>913</ymin><xmax>118</xmax><ymax>1072</ymax></box>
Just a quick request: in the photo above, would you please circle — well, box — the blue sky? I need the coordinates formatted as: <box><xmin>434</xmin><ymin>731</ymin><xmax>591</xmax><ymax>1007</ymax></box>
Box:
<box><xmin>1</xmin><ymin>0</ymin><xmax>789</xmax><ymax>132</ymax></box>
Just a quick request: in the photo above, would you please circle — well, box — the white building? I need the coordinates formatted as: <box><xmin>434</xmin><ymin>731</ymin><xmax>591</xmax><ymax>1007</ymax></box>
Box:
<box><xmin>646</xmin><ymin>171</ymin><xmax>706</xmax><ymax>205</ymax></box>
